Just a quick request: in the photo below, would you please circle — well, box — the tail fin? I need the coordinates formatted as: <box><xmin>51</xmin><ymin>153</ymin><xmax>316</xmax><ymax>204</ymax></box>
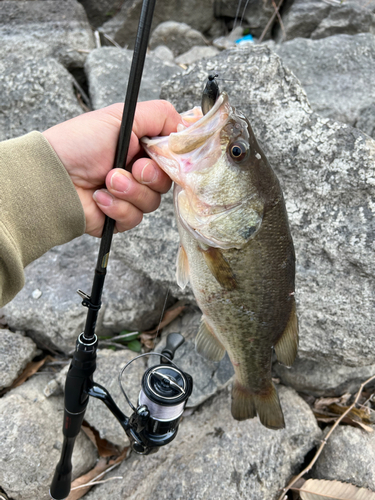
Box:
<box><xmin>231</xmin><ymin>380</ymin><xmax>285</xmax><ymax>430</ymax></box>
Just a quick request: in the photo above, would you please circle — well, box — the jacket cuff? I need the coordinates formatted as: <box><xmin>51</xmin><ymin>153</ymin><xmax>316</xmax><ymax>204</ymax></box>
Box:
<box><xmin>0</xmin><ymin>131</ymin><xmax>85</xmax><ymax>270</ymax></box>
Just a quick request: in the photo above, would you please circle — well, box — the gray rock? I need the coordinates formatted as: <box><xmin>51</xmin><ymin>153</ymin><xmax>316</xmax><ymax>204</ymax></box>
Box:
<box><xmin>214</xmin><ymin>0</ymin><xmax>275</xmax><ymax>38</ymax></box>
<box><xmin>154</xmin><ymin>308</ymin><xmax>234</xmax><ymax>408</ymax></box>
<box><xmin>0</xmin><ymin>55</ymin><xmax>83</xmax><ymax>141</ymax></box>
<box><xmin>1</xmin><ymin>234</ymin><xmax>171</xmax><ymax>353</ymax></box>
<box><xmin>99</xmin><ymin>0</ymin><xmax>216</xmax><ymax>49</ymax></box>
<box><xmin>274</xmin><ymin>356</ymin><xmax>375</xmax><ymax>397</ymax></box>
<box><xmin>85</xmin><ymin>385</ymin><xmax>321</xmax><ymax>500</ymax></box>
<box><xmin>152</xmin><ymin>45</ymin><xmax>175</xmax><ymax>63</ymax></box>
<box><xmin>0</xmin><ymin>375</ymin><xmax>97</xmax><ymax>500</ymax></box>
<box><xmin>110</xmin><ymin>189</ymin><xmax>194</xmax><ymax>302</ymax></box>
<box><xmin>0</xmin><ymin>329</ymin><xmax>37</xmax><ymax>390</ymax></box>
<box><xmin>175</xmin><ymin>45</ymin><xmax>220</xmax><ymax>65</ymax></box>
<box><xmin>149</xmin><ymin>21</ymin><xmax>208</xmax><ymax>57</ymax></box>
<box><xmin>274</xmin><ymin>34</ymin><xmax>375</xmax><ymax>137</ymax></box>
<box><xmin>158</xmin><ymin>45</ymin><xmax>375</xmax><ymax>368</ymax></box>
<box><xmin>357</xmin><ymin>103</ymin><xmax>375</xmax><ymax>139</ymax></box>
<box><xmin>0</xmin><ymin>0</ymin><xmax>94</xmax><ymax>69</ymax></box>
<box><xmin>84</xmin><ymin>349</ymin><xmax>145</xmax><ymax>448</ymax></box>
<box><xmin>313</xmin><ymin>426</ymin><xmax>375</xmax><ymax>490</ymax></box>
<box><xmin>85</xmin><ymin>47</ymin><xmax>181</xmax><ymax>109</ymax></box>
<box><xmin>213</xmin><ymin>26</ymin><xmax>244</xmax><ymax>50</ymax></box>
<box><xmin>276</xmin><ymin>0</ymin><xmax>375</xmax><ymax>42</ymax></box>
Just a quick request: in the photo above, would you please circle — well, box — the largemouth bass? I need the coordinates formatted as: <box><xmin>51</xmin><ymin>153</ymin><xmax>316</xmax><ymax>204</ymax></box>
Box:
<box><xmin>142</xmin><ymin>89</ymin><xmax>298</xmax><ymax>430</ymax></box>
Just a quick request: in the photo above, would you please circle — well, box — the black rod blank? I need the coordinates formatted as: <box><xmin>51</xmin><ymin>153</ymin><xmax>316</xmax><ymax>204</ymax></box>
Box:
<box><xmin>82</xmin><ymin>0</ymin><xmax>156</xmax><ymax>340</ymax></box>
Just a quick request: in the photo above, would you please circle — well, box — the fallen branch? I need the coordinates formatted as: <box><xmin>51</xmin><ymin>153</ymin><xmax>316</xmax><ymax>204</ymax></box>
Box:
<box><xmin>277</xmin><ymin>374</ymin><xmax>375</xmax><ymax>500</ymax></box>
<box><xmin>258</xmin><ymin>0</ymin><xmax>285</xmax><ymax>43</ymax></box>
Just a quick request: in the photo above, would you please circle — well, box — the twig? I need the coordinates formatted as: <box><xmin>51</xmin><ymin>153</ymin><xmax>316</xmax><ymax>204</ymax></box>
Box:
<box><xmin>258</xmin><ymin>0</ymin><xmax>285</xmax><ymax>43</ymax></box>
<box><xmin>277</xmin><ymin>374</ymin><xmax>375</xmax><ymax>500</ymax></box>
<box><xmin>71</xmin><ymin>77</ymin><xmax>91</xmax><ymax>110</ymax></box>
<box><xmin>94</xmin><ymin>30</ymin><xmax>101</xmax><ymax>49</ymax></box>
<box><xmin>100</xmin><ymin>331</ymin><xmax>138</xmax><ymax>343</ymax></box>
<box><xmin>99</xmin><ymin>342</ymin><xmax>128</xmax><ymax>350</ymax></box>
<box><xmin>102</xmin><ymin>33</ymin><xmax>122</xmax><ymax>48</ymax></box>
<box><xmin>272</xmin><ymin>0</ymin><xmax>286</xmax><ymax>40</ymax></box>
<box><xmin>71</xmin><ymin>476</ymin><xmax>123</xmax><ymax>491</ymax></box>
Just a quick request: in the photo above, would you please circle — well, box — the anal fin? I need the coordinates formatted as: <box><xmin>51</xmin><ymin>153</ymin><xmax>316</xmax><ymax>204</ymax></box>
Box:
<box><xmin>176</xmin><ymin>245</ymin><xmax>189</xmax><ymax>290</ymax></box>
<box><xmin>199</xmin><ymin>246</ymin><xmax>237</xmax><ymax>291</ymax></box>
<box><xmin>195</xmin><ymin>317</ymin><xmax>226</xmax><ymax>362</ymax></box>
<box><xmin>231</xmin><ymin>380</ymin><xmax>285</xmax><ymax>429</ymax></box>
<box><xmin>274</xmin><ymin>298</ymin><xmax>299</xmax><ymax>367</ymax></box>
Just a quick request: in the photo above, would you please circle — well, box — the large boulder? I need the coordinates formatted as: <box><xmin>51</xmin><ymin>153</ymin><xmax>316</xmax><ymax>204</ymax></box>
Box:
<box><xmin>313</xmin><ymin>426</ymin><xmax>375</xmax><ymax>490</ymax></box>
<box><xmin>98</xmin><ymin>0</ymin><xmax>216</xmax><ymax>49</ymax></box>
<box><xmin>0</xmin><ymin>375</ymin><xmax>97</xmax><ymax>500</ymax></box>
<box><xmin>0</xmin><ymin>0</ymin><xmax>94</xmax><ymax>69</ymax></box>
<box><xmin>0</xmin><ymin>329</ymin><xmax>37</xmax><ymax>391</ymax></box>
<box><xmin>1</xmin><ymin>234</ymin><xmax>172</xmax><ymax>353</ymax></box>
<box><xmin>84</xmin><ymin>385</ymin><xmax>321</xmax><ymax>500</ymax></box>
<box><xmin>97</xmin><ymin>45</ymin><xmax>375</xmax><ymax>373</ymax></box>
<box><xmin>274</xmin><ymin>34</ymin><xmax>375</xmax><ymax>138</ymax></box>
<box><xmin>85</xmin><ymin>47</ymin><xmax>181</xmax><ymax>109</ymax></box>
<box><xmin>276</xmin><ymin>0</ymin><xmax>375</xmax><ymax>42</ymax></box>
<box><xmin>0</xmin><ymin>55</ymin><xmax>83</xmax><ymax>141</ymax></box>
<box><xmin>149</xmin><ymin>21</ymin><xmax>208</xmax><ymax>57</ymax></box>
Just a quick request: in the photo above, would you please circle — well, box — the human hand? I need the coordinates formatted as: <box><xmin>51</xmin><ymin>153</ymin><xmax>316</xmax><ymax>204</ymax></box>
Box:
<box><xmin>42</xmin><ymin>100</ymin><xmax>181</xmax><ymax>237</ymax></box>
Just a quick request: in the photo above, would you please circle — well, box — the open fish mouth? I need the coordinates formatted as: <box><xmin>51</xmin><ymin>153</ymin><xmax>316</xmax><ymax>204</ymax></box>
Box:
<box><xmin>141</xmin><ymin>93</ymin><xmax>230</xmax><ymax>185</ymax></box>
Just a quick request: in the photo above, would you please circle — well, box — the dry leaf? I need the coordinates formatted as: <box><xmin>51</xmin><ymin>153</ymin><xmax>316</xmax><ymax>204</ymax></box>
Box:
<box><xmin>0</xmin><ymin>355</ymin><xmax>53</xmax><ymax>395</ymax></box>
<box><xmin>296</xmin><ymin>478</ymin><xmax>375</xmax><ymax>500</ymax></box>
<box><xmin>67</xmin><ymin>448</ymin><xmax>127</xmax><ymax>500</ymax></box>
<box><xmin>81</xmin><ymin>422</ymin><xmax>121</xmax><ymax>457</ymax></box>
<box><xmin>142</xmin><ymin>304</ymin><xmax>186</xmax><ymax>335</ymax></box>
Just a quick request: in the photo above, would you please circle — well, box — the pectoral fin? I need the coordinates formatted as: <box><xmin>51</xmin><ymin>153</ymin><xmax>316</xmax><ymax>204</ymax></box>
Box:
<box><xmin>176</xmin><ymin>245</ymin><xmax>189</xmax><ymax>290</ymax></box>
<box><xmin>274</xmin><ymin>298</ymin><xmax>299</xmax><ymax>367</ymax></box>
<box><xmin>199</xmin><ymin>246</ymin><xmax>237</xmax><ymax>291</ymax></box>
<box><xmin>195</xmin><ymin>317</ymin><xmax>226</xmax><ymax>361</ymax></box>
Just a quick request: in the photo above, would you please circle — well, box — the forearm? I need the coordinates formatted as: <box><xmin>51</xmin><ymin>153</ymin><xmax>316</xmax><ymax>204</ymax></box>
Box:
<box><xmin>0</xmin><ymin>132</ymin><xmax>85</xmax><ymax>306</ymax></box>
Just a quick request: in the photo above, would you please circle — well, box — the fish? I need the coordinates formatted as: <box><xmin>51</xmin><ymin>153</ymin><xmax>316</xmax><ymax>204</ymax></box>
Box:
<box><xmin>141</xmin><ymin>86</ymin><xmax>298</xmax><ymax>430</ymax></box>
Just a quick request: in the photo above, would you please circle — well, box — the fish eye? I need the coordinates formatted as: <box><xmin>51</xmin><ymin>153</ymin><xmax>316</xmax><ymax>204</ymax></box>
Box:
<box><xmin>229</xmin><ymin>141</ymin><xmax>249</xmax><ymax>161</ymax></box>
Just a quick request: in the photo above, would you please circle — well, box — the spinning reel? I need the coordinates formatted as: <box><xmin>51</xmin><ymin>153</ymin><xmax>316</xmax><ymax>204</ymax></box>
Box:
<box><xmin>50</xmin><ymin>331</ymin><xmax>192</xmax><ymax>499</ymax></box>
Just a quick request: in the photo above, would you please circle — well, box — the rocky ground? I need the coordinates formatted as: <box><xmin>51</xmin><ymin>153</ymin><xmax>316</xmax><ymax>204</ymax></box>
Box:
<box><xmin>1</xmin><ymin>1</ymin><xmax>375</xmax><ymax>499</ymax></box>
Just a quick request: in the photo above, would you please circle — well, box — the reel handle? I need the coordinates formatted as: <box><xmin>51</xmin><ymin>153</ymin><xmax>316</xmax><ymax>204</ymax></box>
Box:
<box><xmin>161</xmin><ymin>332</ymin><xmax>185</xmax><ymax>363</ymax></box>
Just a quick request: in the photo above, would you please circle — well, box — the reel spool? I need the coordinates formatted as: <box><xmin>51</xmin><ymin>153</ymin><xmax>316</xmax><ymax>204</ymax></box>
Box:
<box><xmin>120</xmin><ymin>335</ymin><xmax>193</xmax><ymax>455</ymax></box>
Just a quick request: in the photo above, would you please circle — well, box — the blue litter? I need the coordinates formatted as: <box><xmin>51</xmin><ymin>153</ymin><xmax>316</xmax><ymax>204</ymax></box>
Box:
<box><xmin>235</xmin><ymin>34</ymin><xmax>254</xmax><ymax>44</ymax></box>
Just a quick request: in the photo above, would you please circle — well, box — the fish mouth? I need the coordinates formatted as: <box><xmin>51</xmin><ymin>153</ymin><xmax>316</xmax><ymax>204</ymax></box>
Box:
<box><xmin>141</xmin><ymin>93</ymin><xmax>230</xmax><ymax>184</ymax></box>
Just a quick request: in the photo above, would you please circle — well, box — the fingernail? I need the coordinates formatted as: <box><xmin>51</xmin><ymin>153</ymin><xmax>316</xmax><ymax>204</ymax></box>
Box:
<box><xmin>141</xmin><ymin>162</ymin><xmax>158</xmax><ymax>184</ymax></box>
<box><xmin>110</xmin><ymin>171</ymin><xmax>131</xmax><ymax>193</ymax></box>
<box><xmin>93</xmin><ymin>190</ymin><xmax>113</xmax><ymax>207</ymax></box>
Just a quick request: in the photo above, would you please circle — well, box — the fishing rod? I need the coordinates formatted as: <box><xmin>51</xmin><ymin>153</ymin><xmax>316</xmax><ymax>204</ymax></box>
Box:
<box><xmin>49</xmin><ymin>1</ymin><xmax>194</xmax><ymax>498</ymax></box>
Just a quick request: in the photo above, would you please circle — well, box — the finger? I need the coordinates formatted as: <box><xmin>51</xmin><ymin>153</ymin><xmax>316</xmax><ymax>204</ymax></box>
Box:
<box><xmin>92</xmin><ymin>189</ymin><xmax>143</xmax><ymax>232</ymax></box>
<box><xmin>131</xmin><ymin>158</ymin><xmax>172</xmax><ymax>194</ymax></box>
<box><xmin>105</xmin><ymin>168</ymin><xmax>162</xmax><ymax>213</ymax></box>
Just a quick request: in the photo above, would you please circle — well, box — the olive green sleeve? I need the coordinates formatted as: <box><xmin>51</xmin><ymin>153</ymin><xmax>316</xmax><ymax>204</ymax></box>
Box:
<box><xmin>0</xmin><ymin>131</ymin><xmax>86</xmax><ymax>306</ymax></box>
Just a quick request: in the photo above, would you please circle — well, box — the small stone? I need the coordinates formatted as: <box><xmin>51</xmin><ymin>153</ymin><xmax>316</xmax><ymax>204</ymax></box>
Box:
<box><xmin>175</xmin><ymin>45</ymin><xmax>220</xmax><ymax>66</ymax></box>
<box><xmin>31</xmin><ymin>289</ymin><xmax>42</xmax><ymax>300</ymax></box>
<box><xmin>43</xmin><ymin>378</ymin><xmax>60</xmax><ymax>398</ymax></box>
<box><xmin>149</xmin><ymin>21</ymin><xmax>207</xmax><ymax>57</ymax></box>
<box><xmin>152</xmin><ymin>44</ymin><xmax>175</xmax><ymax>62</ymax></box>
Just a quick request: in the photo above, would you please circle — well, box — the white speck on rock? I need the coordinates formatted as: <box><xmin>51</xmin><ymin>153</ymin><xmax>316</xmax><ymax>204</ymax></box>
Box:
<box><xmin>31</xmin><ymin>289</ymin><xmax>42</xmax><ymax>299</ymax></box>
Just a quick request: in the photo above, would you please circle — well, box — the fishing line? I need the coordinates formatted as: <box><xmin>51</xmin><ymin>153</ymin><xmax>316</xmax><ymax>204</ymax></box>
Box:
<box><xmin>239</xmin><ymin>0</ymin><xmax>251</xmax><ymax>28</ymax></box>
<box><xmin>156</xmin><ymin>286</ymin><xmax>170</xmax><ymax>337</ymax></box>
<box><xmin>233</xmin><ymin>0</ymin><xmax>244</xmax><ymax>29</ymax></box>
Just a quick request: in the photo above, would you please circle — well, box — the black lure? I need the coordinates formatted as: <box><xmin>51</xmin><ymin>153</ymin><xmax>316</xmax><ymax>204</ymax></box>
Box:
<box><xmin>201</xmin><ymin>73</ymin><xmax>220</xmax><ymax>116</ymax></box>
